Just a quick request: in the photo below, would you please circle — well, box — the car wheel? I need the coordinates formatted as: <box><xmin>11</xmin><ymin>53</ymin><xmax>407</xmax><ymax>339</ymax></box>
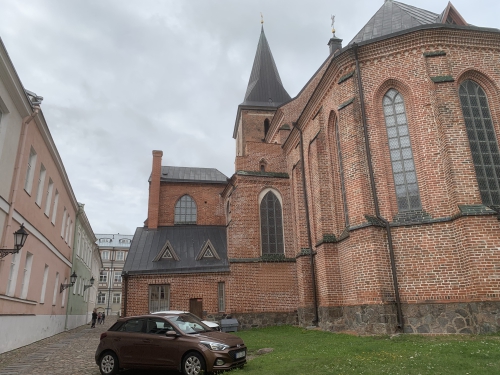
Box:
<box><xmin>182</xmin><ymin>351</ymin><xmax>206</xmax><ymax>375</ymax></box>
<box><xmin>99</xmin><ymin>351</ymin><xmax>119</xmax><ymax>375</ymax></box>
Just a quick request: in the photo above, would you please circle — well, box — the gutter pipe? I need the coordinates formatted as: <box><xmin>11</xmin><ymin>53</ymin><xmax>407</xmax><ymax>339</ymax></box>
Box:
<box><xmin>292</xmin><ymin>122</ymin><xmax>319</xmax><ymax>326</ymax></box>
<box><xmin>352</xmin><ymin>43</ymin><xmax>404</xmax><ymax>331</ymax></box>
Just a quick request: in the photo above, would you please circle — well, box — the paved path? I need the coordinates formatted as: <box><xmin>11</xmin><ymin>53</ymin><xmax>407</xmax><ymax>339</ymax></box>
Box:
<box><xmin>0</xmin><ymin>317</ymin><xmax>181</xmax><ymax>375</ymax></box>
<box><xmin>0</xmin><ymin>318</ymin><xmax>112</xmax><ymax>375</ymax></box>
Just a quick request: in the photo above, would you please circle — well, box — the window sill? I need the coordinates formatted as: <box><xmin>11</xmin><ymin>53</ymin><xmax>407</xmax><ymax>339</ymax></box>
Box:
<box><xmin>0</xmin><ymin>294</ymin><xmax>37</xmax><ymax>305</ymax></box>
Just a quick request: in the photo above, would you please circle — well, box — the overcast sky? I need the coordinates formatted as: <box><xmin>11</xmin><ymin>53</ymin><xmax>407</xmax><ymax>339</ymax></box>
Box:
<box><xmin>0</xmin><ymin>0</ymin><xmax>498</xmax><ymax>235</ymax></box>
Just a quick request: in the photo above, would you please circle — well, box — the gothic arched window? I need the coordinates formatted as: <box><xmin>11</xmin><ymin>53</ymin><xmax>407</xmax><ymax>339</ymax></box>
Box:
<box><xmin>459</xmin><ymin>80</ymin><xmax>500</xmax><ymax>206</ymax></box>
<box><xmin>264</xmin><ymin>118</ymin><xmax>270</xmax><ymax>137</ymax></box>
<box><xmin>383</xmin><ymin>89</ymin><xmax>422</xmax><ymax>211</ymax></box>
<box><xmin>260</xmin><ymin>190</ymin><xmax>284</xmax><ymax>255</ymax></box>
<box><xmin>174</xmin><ymin>195</ymin><xmax>197</xmax><ymax>224</ymax></box>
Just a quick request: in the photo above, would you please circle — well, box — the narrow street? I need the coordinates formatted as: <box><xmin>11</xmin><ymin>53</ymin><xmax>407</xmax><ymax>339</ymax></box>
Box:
<box><xmin>0</xmin><ymin>316</ymin><xmax>183</xmax><ymax>375</ymax></box>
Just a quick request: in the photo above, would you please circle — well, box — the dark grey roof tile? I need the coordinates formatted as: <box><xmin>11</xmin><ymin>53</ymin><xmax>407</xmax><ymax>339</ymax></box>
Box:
<box><xmin>154</xmin><ymin>166</ymin><xmax>228</xmax><ymax>184</ymax></box>
<box><xmin>124</xmin><ymin>226</ymin><xmax>229</xmax><ymax>275</ymax></box>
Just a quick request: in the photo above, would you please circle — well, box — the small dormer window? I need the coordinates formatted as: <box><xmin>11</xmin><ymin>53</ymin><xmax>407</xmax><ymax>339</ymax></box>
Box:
<box><xmin>153</xmin><ymin>240</ymin><xmax>179</xmax><ymax>262</ymax></box>
<box><xmin>196</xmin><ymin>239</ymin><xmax>220</xmax><ymax>260</ymax></box>
<box><xmin>119</xmin><ymin>238</ymin><xmax>131</xmax><ymax>244</ymax></box>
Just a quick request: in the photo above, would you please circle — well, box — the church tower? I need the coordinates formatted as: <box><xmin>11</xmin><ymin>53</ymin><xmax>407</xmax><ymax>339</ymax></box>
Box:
<box><xmin>233</xmin><ymin>25</ymin><xmax>291</xmax><ymax>158</ymax></box>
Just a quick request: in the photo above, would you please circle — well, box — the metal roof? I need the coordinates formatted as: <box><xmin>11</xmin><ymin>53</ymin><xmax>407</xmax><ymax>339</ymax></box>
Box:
<box><xmin>155</xmin><ymin>166</ymin><xmax>228</xmax><ymax>184</ymax></box>
<box><xmin>123</xmin><ymin>226</ymin><xmax>229</xmax><ymax>275</ymax></box>
<box><xmin>349</xmin><ymin>0</ymin><xmax>440</xmax><ymax>45</ymax></box>
<box><xmin>241</xmin><ymin>26</ymin><xmax>291</xmax><ymax>107</ymax></box>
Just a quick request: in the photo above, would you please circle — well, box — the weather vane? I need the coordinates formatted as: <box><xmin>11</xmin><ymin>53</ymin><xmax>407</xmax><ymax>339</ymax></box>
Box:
<box><xmin>331</xmin><ymin>14</ymin><xmax>336</xmax><ymax>35</ymax></box>
<box><xmin>261</xmin><ymin>12</ymin><xmax>264</xmax><ymax>24</ymax></box>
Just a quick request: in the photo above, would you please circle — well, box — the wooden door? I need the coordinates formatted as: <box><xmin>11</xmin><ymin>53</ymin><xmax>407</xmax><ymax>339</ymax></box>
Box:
<box><xmin>189</xmin><ymin>298</ymin><xmax>203</xmax><ymax>319</ymax></box>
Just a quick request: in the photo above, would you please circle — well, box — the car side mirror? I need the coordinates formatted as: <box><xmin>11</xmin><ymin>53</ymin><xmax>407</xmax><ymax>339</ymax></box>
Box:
<box><xmin>166</xmin><ymin>330</ymin><xmax>178</xmax><ymax>337</ymax></box>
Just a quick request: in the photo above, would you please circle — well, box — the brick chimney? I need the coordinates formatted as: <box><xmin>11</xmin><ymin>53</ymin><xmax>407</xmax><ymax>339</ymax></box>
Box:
<box><xmin>147</xmin><ymin>150</ymin><xmax>163</xmax><ymax>229</ymax></box>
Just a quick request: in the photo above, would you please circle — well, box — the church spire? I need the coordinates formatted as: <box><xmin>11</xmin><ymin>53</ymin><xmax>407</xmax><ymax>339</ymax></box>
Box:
<box><xmin>242</xmin><ymin>26</ymin><xmax>291</xmax><ymax>107</ymax></box>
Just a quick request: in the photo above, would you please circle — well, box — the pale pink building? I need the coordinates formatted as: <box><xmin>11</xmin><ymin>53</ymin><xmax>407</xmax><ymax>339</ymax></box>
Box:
<box><xmin>0</xmin><ymin>38</ymin><xmax>79</xmax><ymax>353</ymax></box>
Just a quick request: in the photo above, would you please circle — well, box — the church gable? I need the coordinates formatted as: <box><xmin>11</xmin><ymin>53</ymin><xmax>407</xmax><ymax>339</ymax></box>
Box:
<box><xmin>196</xmin><ymin>239</ymin><xmax>221</xmax><ymax>261</ymax></box>
<box><xmin>152</xmin><ymin>240</ymin><xmax>179</xmax><ymax>262</ymax></box>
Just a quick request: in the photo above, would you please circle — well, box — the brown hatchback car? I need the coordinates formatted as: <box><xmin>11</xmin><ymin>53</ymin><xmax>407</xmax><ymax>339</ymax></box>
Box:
<box><xmin>95</xmin><ymin>312</ymin><xmax>246</xmax><ymax>375</ymax></box>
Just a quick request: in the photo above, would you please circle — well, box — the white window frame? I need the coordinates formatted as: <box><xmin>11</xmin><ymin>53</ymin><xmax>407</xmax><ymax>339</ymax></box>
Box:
<box><xmin>101</xmin><ymin>251</ymin><xmax>109</xmax><ymax>260</ymax></box>
<box><xmin>61</xmin><ymin>207</ymin><xmax>67</xmax><ymax>237</ymax></box>
<box><xmin>40</xmin><ymin>264</ymin><xmax>49</xmax><ymax>303</ymax></box>
<box><xmin>98</xmin><ymin>292</ymin><xmax>106</xmax><ymax>304</ymax></box>
<box><xmin>35</xmin><ymin>164</ymin><xmax>46</xmax><ymax>207</ymax></box>
<box><xmin>61</xmin><ymin>278</ymin><xmax>67</xmax><ymax>307</ymax></box>
<box><xmin>52</xmin><ymin>272</ymin><xmax>59</xmax><ymax>306</ymax></box>
<box><xmin>114</xmin><ymin>272</ymin><xmax>122</xmax><ymax>283</ymax></box>
<box><xmin>51</xmin><ymin>190</ymin><xmax>59</xmax><ymax>224</ymax></box>
<box><xmin>6</xmin><ymin>250</ymin><xmax>22</xmax><ymax>297</ymax></box>
<box><xmin>112</xmin><ymin>293</ymin><xmax>121</xmax><ymax>304</ymax></box>
<box><xmin>116</xmin><ymin>251</ymin><xmax>124</xmax><ymax>261</ymax></box>
<box><xmin>20</xmin><ymin>252</ymin><xmax>34</xmax><ymax>299</ymax></box>
<box><xmin>24</xmin><ymin>147</ymin><xmax>37</xmax><ymax>194</ymax></box>
<box><xmin>99</xmin><ymin>271</ymin><xmax>108</xmax><ymax>283</ymax></box>
<box><xmin>44</xmin><ymin>178</ymin><xmax>54</xmax><ymax>216</ymax></box>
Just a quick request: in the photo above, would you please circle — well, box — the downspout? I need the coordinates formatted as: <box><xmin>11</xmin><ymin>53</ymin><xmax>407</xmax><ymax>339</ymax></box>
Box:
<box><xmin>0</xmin><ymin>106</ymin><xmax>39</xmax><ymax>251</ymax></box>
<box><xmin>122</xmin><ymin>272</ymin><xmax>128</xmax><ymax>317</ymax></box>
<box><xmin>292</xmin><ymin>122</ymin><xmax>319</xmax><ymax>326</ymax></box>
<box><xmin>352</xmin><ymin>43</ymin><xmax>404</xmax><ymax>331</ymax></box>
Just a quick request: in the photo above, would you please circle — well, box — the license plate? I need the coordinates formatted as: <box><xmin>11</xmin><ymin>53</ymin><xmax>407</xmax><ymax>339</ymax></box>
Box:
<box><xmin>235</xmin><ymin>350</ymin><xmax>245</xmax><ymax>359</ymax></box>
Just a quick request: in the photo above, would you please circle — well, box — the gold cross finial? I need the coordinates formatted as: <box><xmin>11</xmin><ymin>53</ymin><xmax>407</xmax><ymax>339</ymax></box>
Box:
<box><xmin>331</xmin><ymin>14</ymin><xmax>336</xmax><ymax>35</ymax></box>
<box><xmin>261</xmin><ymin>13</ymin><xmax>264</xmax><ymax>24</ymax></box>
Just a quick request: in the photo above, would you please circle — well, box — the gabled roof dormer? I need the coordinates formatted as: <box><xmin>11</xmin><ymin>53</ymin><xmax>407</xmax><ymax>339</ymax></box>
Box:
<box><xmin>196</xmin><ymin>239</ymin><xmax>220</xmax><ymax>261</ymax></box>
<box><xmin>153</xmin><ymin>240</ymin><xmax>180</xmax><ymax>262</ymax></box>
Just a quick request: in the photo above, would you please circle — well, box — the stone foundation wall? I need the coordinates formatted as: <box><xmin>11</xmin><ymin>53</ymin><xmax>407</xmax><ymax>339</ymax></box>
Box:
<box><xmin>315</xmin><ymin>302</ymin><xmax>500</xmax><ymax>335</ymax></box>
<box><xmin>205</xmin><ymin>311</ymin><xmax>298</xmax><ymax>330</ymax></box>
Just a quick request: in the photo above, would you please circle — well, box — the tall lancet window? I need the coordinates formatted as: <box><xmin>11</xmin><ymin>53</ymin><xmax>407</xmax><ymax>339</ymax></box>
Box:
<box><xmin>459</xmin><ymin>80</ymin><xmax>500</xmax><ymax>206</ymax></box>
<box><xmin>174</xmin><ymin>195</ymin><xmax>197</xmax><ymax>224</ymax></box>
<box><xmin>383</xmin><ymin>89</ymin><xmax>422</xmax><ymax>211</ymax></box>
<box><xmin>260</xmin><ymin>190</ymin><xmax>284</xmax><ymax>255</ymax></box>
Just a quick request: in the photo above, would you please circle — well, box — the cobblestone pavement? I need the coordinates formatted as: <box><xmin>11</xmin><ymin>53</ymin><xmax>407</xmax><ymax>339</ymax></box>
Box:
<box><xmin>0</xmin><ymin>317</ymin><xmax>181</xmax><ymax>375</ymax></box>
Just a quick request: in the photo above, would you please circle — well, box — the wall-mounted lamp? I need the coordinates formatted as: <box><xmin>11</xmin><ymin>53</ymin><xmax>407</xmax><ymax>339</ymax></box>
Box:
<box><xmin>0</xmin><ymin>224</ymin><xmax>29</xmax><ymax>259</ymax></box>
<box><xmin>84</xmin><ymin>276</ymin><xmax>95</xmax><ymax>291</ymax></box>
<box><xmin>60</xmin><ymin>271</ymin><xmax>77</xmax><ymax>293</ymax></box>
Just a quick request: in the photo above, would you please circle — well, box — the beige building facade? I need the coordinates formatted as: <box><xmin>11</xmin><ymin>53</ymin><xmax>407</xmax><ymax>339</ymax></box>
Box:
<box><xmin>95</xmin><ymin>234</ymin><xmax>132</xmax><ymax>317</ymax></box>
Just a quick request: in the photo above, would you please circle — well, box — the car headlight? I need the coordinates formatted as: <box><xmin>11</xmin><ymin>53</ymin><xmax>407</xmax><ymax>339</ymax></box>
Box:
<box><xmin>200</xmin><ymin>341</ymin><xmax>229</xmax><ymax>351</ymax></box>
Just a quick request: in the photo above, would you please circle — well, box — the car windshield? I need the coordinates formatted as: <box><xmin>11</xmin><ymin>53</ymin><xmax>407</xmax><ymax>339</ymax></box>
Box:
<box><xmin>169</xmin><ymin>314</ymin><xmax>211</xmax><ymax>334</ymax></box>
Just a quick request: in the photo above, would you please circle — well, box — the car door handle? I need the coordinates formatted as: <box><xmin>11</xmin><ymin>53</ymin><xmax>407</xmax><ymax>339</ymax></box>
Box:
<box><xmin>113</xmin><ymin>338</ymin><xmax>121</xmax><ymax>342</ymax></box>
<box><xmin>142</xmin><ymin>339</ymin><xmax>151</xmax><ymax>343</ymax></box>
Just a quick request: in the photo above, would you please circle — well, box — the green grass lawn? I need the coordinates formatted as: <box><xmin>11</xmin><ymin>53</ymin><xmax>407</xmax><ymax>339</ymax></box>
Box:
<box><xmin>231</xmin><ymin>326</ymin><xmax>500</xmax><ymax>375</ymax></box>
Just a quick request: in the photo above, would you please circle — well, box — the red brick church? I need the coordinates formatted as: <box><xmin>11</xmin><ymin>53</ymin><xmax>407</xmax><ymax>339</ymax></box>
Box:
<box><xmin>122</xmin><ymin>0</ymin><xmax>500</xmax><ymax>334</ymax></box>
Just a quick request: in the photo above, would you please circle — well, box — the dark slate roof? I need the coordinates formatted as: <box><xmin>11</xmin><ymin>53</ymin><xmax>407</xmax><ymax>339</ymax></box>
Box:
<box><xmin>150</xmin><ymin>166</ymin><xmax>228</xmax><ymax>184</ymax></box>
<box><xmin>350</xmin><ymin>0</ymin><xmax>440</xmax><ymax>45</ymax></box>
<box><xmin>241</xmin><ymin>26</ymin><xmax>291</xmax><ymax>107</ymax></box>
<box><xmin>123</xmin><ymin>226</ymin><xmax>229</xmax><ymax>275</ymax></box>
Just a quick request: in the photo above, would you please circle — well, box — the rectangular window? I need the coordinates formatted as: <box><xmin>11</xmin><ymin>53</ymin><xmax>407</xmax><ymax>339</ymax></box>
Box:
<box><xmin>51</xmin><ymin>190</ymin><xmax>59</xmax><ymax>224</ymax></box>
<box><xmin>61</xmin><ymin>207</ymin><xmax>67</xmax><ymax>237</ymax></box>
<box><xmin>35</xmin><ymin>164</ymin><xmax>46</xmax><ymax>206</ymax></box>
<box><xmin>24</xmin><ymin>147</ymin><xmax>37</xmax><ymax>194</ymax></box>
<box><xmin>44</xmin><ymin>178</ymin><xmax>54</xmax><ymax>216</ymax></box>
<box><xmin>40</xmin><ymin>264</ymin><xmax>49</xmax><ymax>303</ymax></box>
<box><xmin>73</xmin><ymin>277</ymin><xmax>78</xmax><ymax>295</ymax></box>
<box><xmin>52</xmin><ymin>272</ymin><xmax>59</xmax><ymax>306</ymax></box>
<box><xmin>114</xmin><ymin>272</ymin><xmax>122</xmax><ymax>283</ymax></box>
<box><xmin>149</xmin><ymin>285</ymin><xmax>170</xmax><ymax>313</ymax></box>
<box><xmin>112</xmin><ymin>293</ymin><xmax>121</xmax><ymax>304</ymax></box>
<box><xmin>116</xmin><ymin>251</ymin><xmax>124</xmax><ymax>261</ymax></box>
<box><xmin>20</xmin><ymin>252</ymin><xmax>33</xmax><ymax>299</ymax></box>
<box><xmin>99</xmin><ymin>271</ymin><xmax>107</xmax><ymax>283</ymax></box>
<box><xmin>6</xmin><ymin>250</ymin><xmax>22</xmax><ymax>296</ymax></box>
<box><xmin>67</xmin><ymin>220</ymin><xmax>73</xmax><ymax>247</ymax></box>
<box><xmin>64</xmin><ymin>216</ymin><xmax>71</xmax><ymax>243</ymax></box>
<box><xmin>218</xmin><ymin>282</ymin><xmax>225</xmax><ymax>312</ymax></box>
<box><xmin>101</xmin><ymin>251</ymin><xmax>109</xmax><ymax>260</ymax></box>
<box><xmin>62</xmin><ymin>278</ymin><xmax>67</xmax><ymax>307</ymax></box>
<box><xmin>98</xmin><ymin>292</ymin><xmax>106</xmax><ymax>304</ymax></box>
